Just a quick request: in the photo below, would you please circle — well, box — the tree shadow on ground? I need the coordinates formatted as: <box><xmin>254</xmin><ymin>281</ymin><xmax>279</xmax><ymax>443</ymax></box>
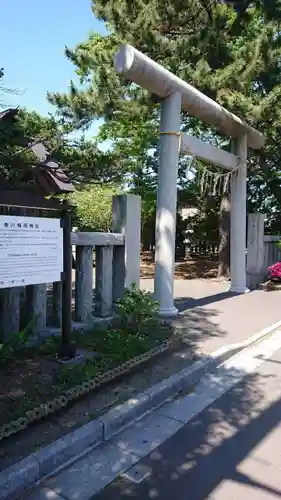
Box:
<box><xmin>170</xmin><ymin>305</ymin><xmax>226</xmax><ymax>359</ymax></box>
<box><xmin>92</xmin><ymin>348</ymin><xmax>281</xmax><ymax>499</ymax></box>
<box><xmin>174</xmin><ymin>291</ymin><xmax>237</xmax><ymax>312</ymax></box>
<box><xmin>145</xmin><ymin>238</ymin><xmax>232</xmax><ymax>360</ymax></box>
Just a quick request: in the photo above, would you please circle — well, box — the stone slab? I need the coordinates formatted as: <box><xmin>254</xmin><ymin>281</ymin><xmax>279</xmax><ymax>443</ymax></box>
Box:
<box><xmin>143</xmin><ymin>370</ymin><xmax>188</xmax><ymax>406</ymax></box>
<box><xmin>0</xmin><ymin>457</ymin><xmax>39</xmax><ymax>500</ymax></box>
<box><xmin>27</xmin><ymin>487</ymin><xmax>65</xmax><ymax>500</ymax></box>
<box><xmin>142</xmin><ymin>359</ymin><xmax>206</xmax><ymax>406</ymax></box>
<box><xmin>121</xmin><ymin>463</ymin><xmax>152</xmax><ymax>484</ymax></box>
<box><xmin>46</xmin><ymin>444</ymin><xmax>138</xmax><ymax>500</ymax></box>
<box><xmin>102</xmin><ymin>393</ymin><xmax>151</xmax><ymax>440</ymax></box>
<box><xmin>35</xmin><ymin>419</ymin><xmax>103</xmax><ymax>478</ymax></box>
<box><xmin>157</xmin><ymin>389</ymin><xmax>216</xmax><ymax>424</ymax></box>
<box><xmin>115</xmin><ymin>413</ymin><xmax>183</xmax><ymax>458</ymax></box>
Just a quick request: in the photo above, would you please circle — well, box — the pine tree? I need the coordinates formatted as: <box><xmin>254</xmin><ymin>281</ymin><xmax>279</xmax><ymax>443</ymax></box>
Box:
<box><xmin>0</xmin><ymin>108</ymin><xmax>123</xmax><ymax>186</ymax></box>
<box><xmin>49</xmin><ymin>1</ymin><xmax>281</xmax><ymax>272</ymax></box>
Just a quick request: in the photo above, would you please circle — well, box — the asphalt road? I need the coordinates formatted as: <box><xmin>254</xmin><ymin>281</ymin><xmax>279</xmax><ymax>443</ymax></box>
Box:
<box><xmin>93</xmin><ymin>346</ymin><xmax>281</xmax><ymax>500</ymax></box>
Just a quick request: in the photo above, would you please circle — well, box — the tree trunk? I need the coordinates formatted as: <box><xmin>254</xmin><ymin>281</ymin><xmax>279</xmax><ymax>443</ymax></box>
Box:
<box><xmin>218</xmin><ymin>195</ymin><xmax>230</xmax><ymax>278</ymax></box>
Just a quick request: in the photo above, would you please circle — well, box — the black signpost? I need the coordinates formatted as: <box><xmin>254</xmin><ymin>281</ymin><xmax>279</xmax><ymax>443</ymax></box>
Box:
<box><xmin>59</xmin><ymin>199</ymin><xmax>76</xmax><ymax>359</ymax></box>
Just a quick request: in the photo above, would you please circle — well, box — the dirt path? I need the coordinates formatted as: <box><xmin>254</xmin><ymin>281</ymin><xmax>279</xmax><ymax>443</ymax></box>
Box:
<box><xmin>140</xmin><ymin>256</ymin><xmax>219</xmax><ymax>280</ymax></box>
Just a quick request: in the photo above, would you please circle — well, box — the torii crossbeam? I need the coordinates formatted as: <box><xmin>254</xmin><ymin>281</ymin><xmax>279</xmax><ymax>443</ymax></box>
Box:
<box><xmin>115</xmin><ymin>44</ymin><xmax>265</xmax><ymax>316</ymax></box>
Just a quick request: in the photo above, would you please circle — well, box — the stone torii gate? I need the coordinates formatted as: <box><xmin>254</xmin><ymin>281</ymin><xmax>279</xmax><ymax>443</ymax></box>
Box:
<box><xmin>114</xmin><ymin>44</ymin><xmax>265</xmax><ymax>316</ymax></box>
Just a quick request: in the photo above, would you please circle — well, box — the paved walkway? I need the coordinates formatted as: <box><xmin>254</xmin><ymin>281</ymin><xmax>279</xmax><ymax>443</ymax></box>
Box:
<box><xmin>93</xmin><ymin>332</ymin><xmax>281</xmax><ymax>500</ymax></box>
<box><xmin>33</xmin><ymin>328</ymin><xmax>281</xmax><ymax>499</ymax></box>
<box><xmin>141</xmin><ymin>278</ymin><xmax>281</xmax><ymax>357</ymax></box>
<box><xmin>18</xmin><ymin>280</ymin><xmax>281</xmax><ymax>500</ymax></box>
<box><xmin>73</xmin><ymin>270</ymin><xmax>281</xmax><ymax>358</ymax></box>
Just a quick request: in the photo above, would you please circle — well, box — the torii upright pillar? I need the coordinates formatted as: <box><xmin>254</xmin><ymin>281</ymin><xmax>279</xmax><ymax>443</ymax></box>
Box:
<box><xmin>154</xmin><ymin>92</ymin><xmax>181</xmax><ymax>316</ymax></box>
<box><xmin>229</xmin><ymin>135</ymin><xmax>249</xmax><ymax>293</ymax></box>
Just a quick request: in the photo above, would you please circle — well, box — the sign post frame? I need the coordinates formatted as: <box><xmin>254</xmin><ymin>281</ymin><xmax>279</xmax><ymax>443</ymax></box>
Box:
<box><xmin>59</xmin><ymin>199</ymin><xmax>76</xmax><ymax>359</ymax></box>
<box><xmin>0</xmin><ymin>190</ymin><xmax>75</xmax><ymax>359</ymax></box>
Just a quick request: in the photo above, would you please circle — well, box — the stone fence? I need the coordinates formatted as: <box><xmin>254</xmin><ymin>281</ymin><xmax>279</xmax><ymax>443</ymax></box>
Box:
<box><xmin>0</xmin><ymin>194</ymin><xmax>141</xmax><ymax>340</ymax></box>
<box><xmin>263</xmin><ymin>235</ymin><xmax>281</xmax><ymax>273</ymax></box>
<box><xmin>247</xmin><ymin>213</ymin><xmax>281</xmax><ymax>289</ymax></box>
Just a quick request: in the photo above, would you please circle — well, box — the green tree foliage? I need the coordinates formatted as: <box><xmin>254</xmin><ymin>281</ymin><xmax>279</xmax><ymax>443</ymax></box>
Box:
<box><xmin>49</xmin><ymin>0</ymin><xmax>281</xmax><ymax>244</ymax></box>
<box><xmin>0</xmin><ymin>107</ymin><xmax>125</xmax><ymax>187</ymax></box>
<box><xmin>0</xmin><ymin>109</ymin><xmax>57</xmax><ymax>184</ymax></box>
<box><xmin>50</xmin><ymin>1</ymin><xmax>281</xmax><ymax>128</ymax></box>
<box><xmin>55</xmin><ymin>137</ymin><xmax>125</xmax><ymax>185</ymax></box>
<box><xmin>70</xmin><ymin>184</ymin><xmax>121</xmax><ymax>231</ymax></box>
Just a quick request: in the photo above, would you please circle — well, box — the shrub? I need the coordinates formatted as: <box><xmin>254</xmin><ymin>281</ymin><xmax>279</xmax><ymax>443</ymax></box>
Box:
<box><xmin>0</xmin><ymin>319</ymin><xmax>35</xmax><ymax>367</ymax></box>
<box><xmin>116</xmin><ymin>284</ymin><xmax>160</xmax><ymax>334</ymax></box>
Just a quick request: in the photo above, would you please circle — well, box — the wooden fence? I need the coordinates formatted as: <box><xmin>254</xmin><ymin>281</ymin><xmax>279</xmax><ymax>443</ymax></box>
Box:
<box><xmin>188</xmin><ymin>233</ymin><xmax>280</xmax><ymax>269</ymax></box>
<box><xmin>186</xmin><ymin>240</ymin><xmax>218</xmax><ymax>256</ymax></box>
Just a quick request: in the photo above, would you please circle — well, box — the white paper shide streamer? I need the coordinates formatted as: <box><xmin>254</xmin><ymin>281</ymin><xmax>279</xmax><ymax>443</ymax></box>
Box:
<box><xmin>190</xmin><ymin>158</ymin><xmax>238</xmax><ymax>196</ymax></box>
<box><xmin>182</xmin><ymin>134</ymin><xmax>240</xmax><ymax>197</ymax></box>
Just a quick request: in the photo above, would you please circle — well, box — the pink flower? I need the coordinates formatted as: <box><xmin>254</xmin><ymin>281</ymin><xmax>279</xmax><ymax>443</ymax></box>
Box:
<box><xmin>268</xmin><ymin>261</ymin><xmax>281</xmax><ymax>279</ymax></box>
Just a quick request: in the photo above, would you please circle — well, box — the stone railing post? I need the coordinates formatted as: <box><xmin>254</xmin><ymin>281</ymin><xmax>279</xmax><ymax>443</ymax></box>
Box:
<box><xmin>112</xmin><ymin>245</ymin><xmax>125</xmax><ymax>302</ymax></box>
<box><xmin>112</xmin><ymin>194</ymin><xmax>141</xmax><ymax>288</ymax></box>
<box><xmin>75</xmin><ymin>245</ymin><xmax>93</xmax><ymax>322</ymax></box>
<box><xmin>0</xmin><ymin>288</ymin><xmax>21</xmax><ymax>340</ymax></box>
<box><xmin>25</xmin><ymin>284</ymin><xmax>47</xmax><ymax>336</ymax></box>
<box><xmin>95</xmin><ymin>245</ymin><xmax>113</xmax><ymax>317</ymax></box>
<box><xmin>246</xmin><ymin>213</ymin><xmax>265</xmax><ymax>289</ymax></box>
<box><xmin>52</xmin><ymin>281</ymin><xmax>62</xmax><ymax>327</ymax></box>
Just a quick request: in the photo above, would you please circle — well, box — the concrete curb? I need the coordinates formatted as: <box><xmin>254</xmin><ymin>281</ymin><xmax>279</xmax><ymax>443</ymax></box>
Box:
<box><xmin>2</xmin><ymin>319</ymin><xmax>281</xmax><ymax>500</ymax></box>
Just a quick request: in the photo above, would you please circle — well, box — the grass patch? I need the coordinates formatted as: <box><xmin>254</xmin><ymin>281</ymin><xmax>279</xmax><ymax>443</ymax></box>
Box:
<box><xmin>0</xmin><ymin>324</ymin><xmax>172</xmax><ymax>427</ymax></box>
<box><xmin>0</xmin><ymin>286</ymin><xmax>173</xmax><ymax>428</ymax></box>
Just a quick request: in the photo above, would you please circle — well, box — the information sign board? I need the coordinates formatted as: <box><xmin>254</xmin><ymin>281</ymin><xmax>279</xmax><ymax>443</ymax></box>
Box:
<box><xmin>0</xmin><ymin>215</ymin><xmax>63</xmax><ymax>288</ymax></box>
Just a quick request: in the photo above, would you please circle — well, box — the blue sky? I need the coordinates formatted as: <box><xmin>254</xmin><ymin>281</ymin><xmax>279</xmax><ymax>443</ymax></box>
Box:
<box><xmin>0</xmin><ymin>0</ymin><xmax>106</xmax><ymax>137</ymax></box>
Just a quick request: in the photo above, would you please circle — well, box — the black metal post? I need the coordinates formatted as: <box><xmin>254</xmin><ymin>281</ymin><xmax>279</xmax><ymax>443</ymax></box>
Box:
<box><xmin>58</xmin><ymin>200</ymin><xmax>76</xmax><ymax>359</ymax></box>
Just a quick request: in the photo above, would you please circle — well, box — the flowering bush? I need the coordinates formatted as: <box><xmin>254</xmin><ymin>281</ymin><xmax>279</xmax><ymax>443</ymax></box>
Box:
<box><xmin>268</xmin><ymin>261</ymin><xmax>281</xmax><ymax>281</ymax></box>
